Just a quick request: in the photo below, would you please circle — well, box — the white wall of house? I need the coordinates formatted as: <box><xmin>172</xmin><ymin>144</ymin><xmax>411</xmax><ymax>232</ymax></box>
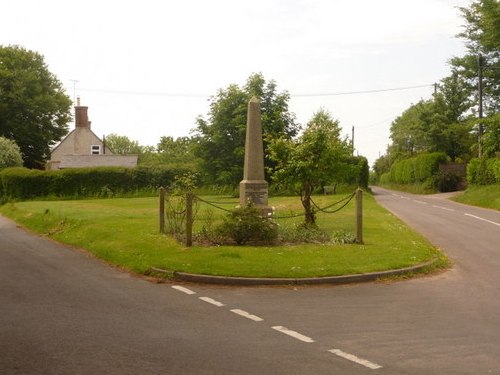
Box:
<box><xmin>51</xmin><ymin>127</ymin><xmax>113</xmax><ymax>160</ymax></box>
<box><xmin>48</xmin><ymin>103</ymin><xmax>137</xmax><ymax>170</ymax></box>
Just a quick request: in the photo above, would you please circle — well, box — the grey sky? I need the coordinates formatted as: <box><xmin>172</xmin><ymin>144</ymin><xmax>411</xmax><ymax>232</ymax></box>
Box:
<box><xmin>2</xmin><ymin>0</ymin><xmax>470</xmax><ymax>165</ymax></box>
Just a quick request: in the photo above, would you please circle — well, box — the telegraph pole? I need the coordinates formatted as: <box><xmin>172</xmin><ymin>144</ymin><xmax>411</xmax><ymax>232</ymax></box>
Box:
<box><xmin>69</xmin><ymin>79</ymin><xmax>79</xmax><ymax>104</ymax></box>
<box><xmin>351</xmin><ymin>126</ymin><xmax>355</xmax><ymax>155</ymax></box>
<box><xmin>477</xmin><ymin>54</ymin><xmax>484</xmax><ymax>158</ymax></box>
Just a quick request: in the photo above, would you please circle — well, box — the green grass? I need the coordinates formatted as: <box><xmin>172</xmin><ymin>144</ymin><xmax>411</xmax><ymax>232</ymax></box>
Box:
<box><xmin>0</xmin><ymin>193</ymin><xmax>447</xmax><ymax>278</ymax></box>
<box><xmin>452</xmin><ymin>184</ymin><xmax>500</xmax><ymax>211</ymax></box>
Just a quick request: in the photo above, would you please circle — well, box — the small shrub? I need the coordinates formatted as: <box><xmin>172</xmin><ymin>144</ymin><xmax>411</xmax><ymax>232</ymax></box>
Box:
<box><xmin>217</xmin><ymin>203</ymin><xmax>278</xmax><ymax>245</ymax></box>
<box><xmin>331</xmin><ymin>230</ymin><xmax>356</xmax><ymax>244</ymax></box>
<box><xmin>467</xmin><ymin>158</ymin><xmax>496</xmax><ymax>185</ymax></box>
<box><xmin>278</xmin><ymin>224</ymin><xmax>331</xmax><ymax>244</ymax></box>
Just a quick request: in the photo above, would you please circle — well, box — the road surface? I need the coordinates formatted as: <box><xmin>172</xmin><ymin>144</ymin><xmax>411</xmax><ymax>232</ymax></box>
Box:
<box><xmin>1</xmin><ymin>187</ymin><xmax>500</xmax><ymax>374</ymax></box>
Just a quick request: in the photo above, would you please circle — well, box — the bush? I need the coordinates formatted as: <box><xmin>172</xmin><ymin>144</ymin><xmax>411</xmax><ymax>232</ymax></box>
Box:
<box><xmin>278</xmin><ymin>224</ymin><xmax>332</xmax><ymax>244</ymax></box>
<box><xmin>492</xmin><ymin>158</ymin><xmax>500</xmax><ymax>182</ymax></box>
<box><xmin>467</xmin><ymin>157</ymin><xmax>499</xmax><ymax>185</ymax></box>
<box><xmin>388</xmin><ymin>152</ymin><xmax>448</xmax><ymax>185</ymax></box>
<box><xmin>0</xmin><ymin>137</ymin><xmax>23</xmax><ymax>169</ymax></box>
<box><xmin>0</xmin><ymin>166</ymin><xmax>192</xmax><ymax>200</ymax></box>
<box><xmin>344</xmin><ymin>156</ymin><xmax>369</xmax><ymax>188</ymax></box>
<box><xmin>379</xmin><ymin>172</ymin><xmax>391</xmax><ymax>185</ymax></box>
<box><xmin>217</xmin><ymin>204</ymin><xmax>278</xmax><ymax>245</ymax></box>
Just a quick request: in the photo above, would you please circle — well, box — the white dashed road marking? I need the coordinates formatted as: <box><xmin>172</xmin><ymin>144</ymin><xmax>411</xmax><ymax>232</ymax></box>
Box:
<box><xmin>413</xmin><ymin>200</ymin><xmax>427</xmax><ymax>205</ymax></box>
<box><xmin>329</xmin><ymin>349</ymin><xmax>382</xmax><ymax>370</ymax></box>
<box><xmin>230</xmin><ymin>309</ymin><xmax>263</xmax><ymax>322</ymax></box>
<box><xmin>171</xmin><ymin>285</ymin><xmax>196</xmax><ymax>295</ymax></box>
<box><xmin>170</xmin><ymin>286</ymin><xmax>383</xmax><ymax>369</ymax></box>
<box><xmin>272</xmin><ymin>326</ymin><xmax>315</xmax><ymax>343</ymax></box>
<box><xmin>432</xmin><ymin>205</ymin><xmax>455</xmax><ymax>212</ymax></box>
<box><xmin>199</xmin><ymin>296</ymin><xmax>225</xmax><ymax>307</ymax></box>
<box><xmin>464</xmin><ymin>213</ymin><xmax>500</xmax><ymax>228</ymax></box>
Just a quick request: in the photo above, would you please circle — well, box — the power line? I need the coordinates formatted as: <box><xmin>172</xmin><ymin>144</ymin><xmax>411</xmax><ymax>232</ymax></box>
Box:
<box><xmin>68</xmin><ymin>83</ymin><xmax>434</xmax><ymax>99</ymax></box>
<box><xmin>291</xmin><ymin>84</ymin><xmax>433</xmax><ymax>97</ymax></box>
<box><xmin>76</xmin><ymin>87</ymin><xmax>210</xmax><ymax>98</ymax></box>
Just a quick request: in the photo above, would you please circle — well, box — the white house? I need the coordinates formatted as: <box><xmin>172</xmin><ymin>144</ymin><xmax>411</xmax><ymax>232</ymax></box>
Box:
<box><xmin>47</xmin><ymin>100</ymin><xmax>138</xmax><ymax>170</ymax></box>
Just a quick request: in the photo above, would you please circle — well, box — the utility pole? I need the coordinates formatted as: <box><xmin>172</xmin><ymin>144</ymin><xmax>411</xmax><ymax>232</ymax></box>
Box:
<box><xmin>477</xmin><ymin>54</ymin><xmax>484</xmax><ymax>158</ymax></box>
<box><xmin>351</xmin><ymin>126</ymin><xmax>355</xmax><ymax>155</ymax></box>
<box><xmin>69</xmin><ymin>79</ymin><xmax>79</xmax><ymax>104</ymax></box>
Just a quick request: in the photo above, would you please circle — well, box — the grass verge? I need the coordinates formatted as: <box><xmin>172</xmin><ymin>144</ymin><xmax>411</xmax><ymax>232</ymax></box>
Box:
<box><xmin>451</xmin><ymin>184</ymin><xmax>500</xmax><ymax>211</ymax></box>
<box><xmin>0</xmin><ymin>193</ymin><xmax>448</xmax><ymax>278</ymax></box>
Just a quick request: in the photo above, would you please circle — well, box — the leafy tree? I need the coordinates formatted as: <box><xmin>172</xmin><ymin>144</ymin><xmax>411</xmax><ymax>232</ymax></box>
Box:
<box><xmin>0</xmin><ymin>45</ymin><xmax>72</xmax><ymax>168</ymax></box>
<box><xmin>451</xmin><ymin>0</ymin><xmax>500</xmax><ymax>114</ymax></box>
<box><xmin>482</xmin><ymin>113</ymin><xmax>500</xmax><ymax>157</ymax></box>
<box><xmin>378</xmin><ymin>0</ymin><xmax>498</xmax><ymax>178</ymax></box>
<box><xmin>193</xmin><ymin>73</ymin><xmax>299</xmax><ymax>186</ymax></box>
<box><xmin>269</xmin><ymin>109</ymin><xmax>352</xmax><ymax>226</ymax></box>
<box><xmin>388</xmin><ymin>74</ymin><xmax>475</xmax><ymax>162</ymax></box>
<box><xmin>0</xmin><ymin>136</ymin><xmax>23</xmax><ymax>169</ymax></box>
<box><xmin>137</xmin><ymin>136</ymin><xmax>199</xmax><ymax>168</ymax></box>
<box><xmin>105</xmin><ymin>133</ymin><xmax>143</xmax><ymax>155</ymax></box>
<box><xmin>157</xmin><ymin>136</ymin><xmax>195</xmax><ymax>162</ymax></box>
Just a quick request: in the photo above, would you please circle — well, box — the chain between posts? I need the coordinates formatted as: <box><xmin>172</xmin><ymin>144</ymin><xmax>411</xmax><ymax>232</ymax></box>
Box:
<box><xmin>194</xmin><ymin>195</ymin><xmax>235</xmax><ymax>213</ymax></box>
<box><xmin>159</xmin><ymin>188</ymin><xmax>363</xmax><ymax>246</ymax></box>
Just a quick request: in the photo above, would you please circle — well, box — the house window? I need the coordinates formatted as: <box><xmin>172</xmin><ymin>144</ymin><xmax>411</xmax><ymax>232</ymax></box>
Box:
<box><xmin>91</xmin><ymin>145</ymin><xmax>101</xmax><ymax>155</ymax></box>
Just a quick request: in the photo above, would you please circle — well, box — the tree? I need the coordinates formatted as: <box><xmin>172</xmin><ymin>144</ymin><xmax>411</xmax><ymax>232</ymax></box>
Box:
<box><xmin>105</xmin><ymin>133</ymin><xmax>143</xmax><ymax>155</ymax></box>
<box><xmin>0</xmin><ymin>45</ymin><xmax>72</xmax><ymax>168</ymax></box>
<box><xmin>0</xmin><ymin>136</ymin><xmax>23</xmax><ymax>169</ymax></box>
<box><xmin>157</xmin><ymin>136</ymin><xmax>194</xmax><ymax>161</ymax></box>
<box><xmin>451</xmin><ymin>0</ymin><xmax>500</xmax><ymax>114</ymax></box>
<box><xmin>269</xmin><ymin>109</ymin><xmax>352</xmax><ymax>226</ymax></box>
<box><xmin>482</xmin><ymin>113</ymin><xmax>500</xmax><ymax>157</ymax></box>
<box><xmin>193</xmin><ymin>73</ymin><xmax>299</xmax><ymax>186</ymax></box>
<box><xmin>379</xmin><ymin>0</ymin><xmax>498</xmax><ymax>175</ymax></box>
<box><xmin>388</xmin><ymin>73</ymin><xmax>475</xmax><ymax>162</ymax></box>
<box><xmin>138</xmin><ymin>135</ymin><xmax>198</xmax><ymax>168</ymax></box>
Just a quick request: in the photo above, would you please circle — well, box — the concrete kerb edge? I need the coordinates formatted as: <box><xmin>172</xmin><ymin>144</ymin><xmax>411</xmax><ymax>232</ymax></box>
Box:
<box><xmin>151</xmin><ymin>258</ymin><xmax>439</xmax><ymax>286</ymax></box>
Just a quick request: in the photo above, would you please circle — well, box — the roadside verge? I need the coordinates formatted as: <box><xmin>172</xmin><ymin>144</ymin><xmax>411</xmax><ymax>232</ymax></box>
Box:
<box><xmin>151</xmin><ymin>258</ymin><xmax>438</xmax><ymax>286</ymax></box>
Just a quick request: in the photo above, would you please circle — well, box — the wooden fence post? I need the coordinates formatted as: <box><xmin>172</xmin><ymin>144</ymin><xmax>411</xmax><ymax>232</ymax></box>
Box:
<box><xmin>355</xmin><ymin>187</ymin><xmax>363</xmax><ymax>244</ymax></box>
<box><xmin>159</xmin><ymin>187</ymin><xmax>165</xmax><ymax>234</ymax></box>
<box><xmin>185</xmin><ymin>192</ymin><xmax>193</xmax><ymax>247</ymax></box>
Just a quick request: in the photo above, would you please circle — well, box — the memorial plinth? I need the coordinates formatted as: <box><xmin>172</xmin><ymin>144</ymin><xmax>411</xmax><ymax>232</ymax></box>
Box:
<box><xmin>239</xmin><ymin>97</ymin><xmax>272</xmax><ymax>216</ymax></box>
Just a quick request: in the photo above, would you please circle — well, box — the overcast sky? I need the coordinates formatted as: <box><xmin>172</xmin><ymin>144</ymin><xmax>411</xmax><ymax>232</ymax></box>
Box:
<box><xmin>2</xmin><ymin>0</ymin><xmax>471</xmax><ymax>166</ymax></box>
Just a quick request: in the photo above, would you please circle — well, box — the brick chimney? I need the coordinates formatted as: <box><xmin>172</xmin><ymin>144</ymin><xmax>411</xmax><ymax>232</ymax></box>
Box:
<box><xmin>74</xmin><ymin>97</ymin><xmax>90</xmax><ymax>129</ymax></box>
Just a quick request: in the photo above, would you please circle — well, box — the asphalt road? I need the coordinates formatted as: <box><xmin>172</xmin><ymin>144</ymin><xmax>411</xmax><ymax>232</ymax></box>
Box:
<box><xmin>1</xmin><ymin>187</ymin><xmax>500</xmax><ymax>374</ymax></box>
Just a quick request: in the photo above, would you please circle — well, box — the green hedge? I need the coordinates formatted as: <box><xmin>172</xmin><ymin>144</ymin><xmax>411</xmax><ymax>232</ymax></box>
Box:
<box><xmin>0</xmin><ymin>166</ymin><xmax>193</xmax><ymax>200</ymax></box>
<box><xmin>389</xmin><ymin>152</ymin><xmax>448</xmax><ymax>185</ymax></box>
<box><xmin>467</xmin><ymin>157</ymin><xmax>500</xmax><ymax>185</ymax></box>
<box><xmin>344</xmin><ymin>156</ymin><xmax>369</xmax><ymax>188</ymax></box>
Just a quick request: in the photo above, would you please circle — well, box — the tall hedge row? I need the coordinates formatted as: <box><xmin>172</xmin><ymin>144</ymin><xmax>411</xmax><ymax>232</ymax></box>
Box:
<box><xmin>467</xmin><ymin>158</ymin><xmax>500</xmax><ymax>185</ymax></box>
<box><xmin>0</xmin><ymin>166</ymin><xmax>192</xmax><ymax>200</ymax></box>
<box><xmin>389</xmin><ymin>152</ymin><xmax>448</xmax><ymax>184</ymax></box>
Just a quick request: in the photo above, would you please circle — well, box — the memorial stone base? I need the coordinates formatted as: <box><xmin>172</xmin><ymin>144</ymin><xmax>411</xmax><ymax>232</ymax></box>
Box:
<box><xmin>239</xmin><ymin>180</ymin><xmax>273</xmax><ymax>217</ymax></box>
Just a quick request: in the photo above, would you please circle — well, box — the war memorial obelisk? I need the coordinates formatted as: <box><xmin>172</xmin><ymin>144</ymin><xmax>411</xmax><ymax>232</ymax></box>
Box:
<box><xmin>239</xmin><ymin>97</ymin><xmax>272</xmax><ymax>215</ymax></box>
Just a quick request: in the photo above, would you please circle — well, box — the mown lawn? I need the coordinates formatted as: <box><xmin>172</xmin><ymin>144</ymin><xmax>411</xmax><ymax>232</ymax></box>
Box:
<box><xmin>0</xmin><ymin>192</ymin><xmax>446</xmax><ymax>278</ymax></box>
